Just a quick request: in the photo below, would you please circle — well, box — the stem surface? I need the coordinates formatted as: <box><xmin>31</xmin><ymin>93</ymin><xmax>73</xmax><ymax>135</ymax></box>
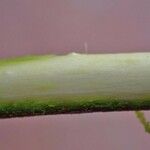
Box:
<box><xmin>0</xmin><ymin>53</ymin><xmax>150</xmax><ymax>118</ymax></box>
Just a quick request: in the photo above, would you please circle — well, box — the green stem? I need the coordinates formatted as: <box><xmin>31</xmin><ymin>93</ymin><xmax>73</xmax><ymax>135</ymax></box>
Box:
<box><xmin>135</xmin><ymin>111</ymin><xmax>150</xmax><ymax>133</ymax></box>
<box><xmin>0</xmin><ymin>52</ymin><xmax>150</xmax><ymax>118</ymax></box>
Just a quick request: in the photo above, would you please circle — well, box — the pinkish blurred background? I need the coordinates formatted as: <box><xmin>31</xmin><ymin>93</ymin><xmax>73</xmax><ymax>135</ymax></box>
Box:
<box><xmin>1</xmin><ymin>0</ymin><xmax>150</xmax><ymax>58</ymax></box>
<box><xmin>1</xmin><ymin>111</ymin><xmax>150</xmax><ymax>150</ymax></box>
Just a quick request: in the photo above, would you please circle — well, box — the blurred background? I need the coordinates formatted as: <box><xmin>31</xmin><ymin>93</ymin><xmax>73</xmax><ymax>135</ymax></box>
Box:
<box><xmin>1</xmin><ymin>0</ymin><xmax>150</xmax><ymax>58</ymax></box>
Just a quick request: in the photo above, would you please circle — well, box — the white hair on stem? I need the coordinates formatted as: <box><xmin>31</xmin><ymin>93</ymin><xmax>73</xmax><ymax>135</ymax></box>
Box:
<box><xmin>84</xmin><ymin>42</ymin><xmax>88</xmax><ymax>54</ymax></box>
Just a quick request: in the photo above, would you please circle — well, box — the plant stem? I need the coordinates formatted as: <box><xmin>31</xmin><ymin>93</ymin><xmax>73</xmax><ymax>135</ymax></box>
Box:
<box><xmin>0</xmin><ymin>52</ymin><xmax>150</xmax><ymax>118</ymax></box>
